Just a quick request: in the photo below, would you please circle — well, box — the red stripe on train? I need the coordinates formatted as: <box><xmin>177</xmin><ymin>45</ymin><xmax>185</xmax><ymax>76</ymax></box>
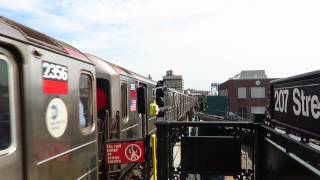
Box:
<box><xmin>43</xmin><ymin>80</ymin><xmax>68</xmax><ymax>95</ymax></box>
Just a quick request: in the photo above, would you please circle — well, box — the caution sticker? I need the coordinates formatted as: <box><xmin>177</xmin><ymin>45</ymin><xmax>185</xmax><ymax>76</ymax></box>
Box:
<box><xmin>106</xmin><ymin>141</ymin><xmax>145</xmax><ymax>164</ymax></box>
<box><xmin>46</xmin><ymin>98</ymin><xmax>68</xmax><ymax>138</ymax></box>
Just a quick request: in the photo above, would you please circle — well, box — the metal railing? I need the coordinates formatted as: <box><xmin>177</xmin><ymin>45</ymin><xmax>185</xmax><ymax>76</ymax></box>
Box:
<box><xmin>154</xmin><ymin>113</ymin><xmax>320</xmax><ymax>180</ymax></box>
<box><xmin>155</xmin><ymin>117</ymin><xmax>257</xmax><ymax>180</ymax></box>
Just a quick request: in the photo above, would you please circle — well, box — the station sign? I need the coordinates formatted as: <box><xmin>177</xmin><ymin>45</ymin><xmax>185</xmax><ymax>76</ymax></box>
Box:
<box><xmin>106</xmin><ymin>141</ymin><xmax>144</xmax><ymax>164</ymax></box>
<box><xmin>271</xmin><ymin>75</ymin><xmax>320</xmax><ymax>137</ymax></box>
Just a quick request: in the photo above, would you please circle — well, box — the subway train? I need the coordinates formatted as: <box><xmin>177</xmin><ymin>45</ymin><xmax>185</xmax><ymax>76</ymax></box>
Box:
<box><xmin>87</xmin><ymin>53</ymin><xmax>158</xmax><ymax>179</ymax></box>
<box><xmin>155</xmin><ymin>81</ymin><xmax>195</xmax><ymax>122</ymax></box>
<box><xmin>0</xmin><ymin>16</ymin><xmax>195</xmax><ymax>180</ymax></box>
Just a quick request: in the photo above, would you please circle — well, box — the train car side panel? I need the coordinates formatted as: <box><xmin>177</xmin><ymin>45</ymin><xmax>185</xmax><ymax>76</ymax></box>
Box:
<box><xmin>24</xmin><ymin>46</ymin><xmax>97</xmax><ymax>180</ymax></box>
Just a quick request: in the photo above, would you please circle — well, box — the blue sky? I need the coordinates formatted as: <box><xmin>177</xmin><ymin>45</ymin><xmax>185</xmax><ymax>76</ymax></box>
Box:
<box><xmin>1</xmin><ymin>0</ymin><xmax>320</xmax><ymax>90</ymax></box>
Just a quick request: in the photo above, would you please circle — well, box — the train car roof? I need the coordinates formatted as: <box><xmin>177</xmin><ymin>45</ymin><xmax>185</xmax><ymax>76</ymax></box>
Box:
<box><xmin>157</xmin><ymin>86</ymin><xmax>188</xmax><ymax>96</ymax></box>
<box><xmin>86</xmin><ymin>53</ymin><xmax>157</xmax><ymax>85</ymax></box>
<box><xmin>271</xmin><ymin>69</ymin><xmax>320</xmax><ymax>85</ymax></box>
<box><xmin>0</xmin><ymin>16</ymin><xmax>91</xmax><ymax>64</ymax></box>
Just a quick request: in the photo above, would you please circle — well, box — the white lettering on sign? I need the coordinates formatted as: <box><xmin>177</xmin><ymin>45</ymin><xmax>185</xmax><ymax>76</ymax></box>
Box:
<box><xmin>43</xmin><ymin>61</ymin><xmax>68</xmax><ymax>81</ymax></box>
<box><xmin>274</xmin><ymin>88</ymin><xmax>320</xmax><ymax>119</ymax></box>
<box><xmin>274</xmin><ymin>89</ymin><xmax>289</xmax><ymax>113</ymax></box>
<box><xmin>292</xmin><ymin>88</ymin><xmax>320</xmax><ymax>119</ymax></box>
<box><xmin>46</xmin><ymin>98</ymin><xmax>68</xmax><ymax>138</ymax></box>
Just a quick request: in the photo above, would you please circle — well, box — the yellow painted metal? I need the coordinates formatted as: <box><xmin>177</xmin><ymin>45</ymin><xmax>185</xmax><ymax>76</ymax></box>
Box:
<box><xmin>150</xmin><ymin>100</ymin><xmax>159</xmax><ymax>116</ymax></box>
<box><xmin>151</xmin><ymin>134</ymin><xmax>157</xmax><ymax>180</ymax></box>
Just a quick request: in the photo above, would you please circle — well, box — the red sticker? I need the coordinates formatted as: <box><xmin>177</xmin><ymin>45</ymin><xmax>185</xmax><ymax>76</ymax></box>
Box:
<box><xmin>130</xmin><ymin>90</ymin><xmax>137</xmax><ymax>98</ymax></box>
<box><xmin>106</xmin><ymin>141</ymin><xmax>144</xmax><ymax>164</ymax></box>
<box><xmin>43</xmin><ymin>80</ymin><xmax>68</xmax><ymax>95</ymax></box>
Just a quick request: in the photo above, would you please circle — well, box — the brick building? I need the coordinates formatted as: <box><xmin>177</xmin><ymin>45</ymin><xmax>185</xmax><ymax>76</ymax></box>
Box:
<box><xmin>218</xmin><ymin>70</ymin><xmax>275</xmax><ymax>118</ymax></box>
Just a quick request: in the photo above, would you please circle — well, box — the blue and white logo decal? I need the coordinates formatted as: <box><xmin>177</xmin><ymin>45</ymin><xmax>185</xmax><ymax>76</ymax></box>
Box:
<box><xmin>46</xmin><ymin>98</ymin><xmax>68</xmax><ymax>138</ymax></box>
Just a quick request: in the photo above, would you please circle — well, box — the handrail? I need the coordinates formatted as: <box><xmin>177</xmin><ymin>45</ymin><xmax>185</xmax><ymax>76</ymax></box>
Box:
<box><xmin>155</xmin><ymin>120</ymin><xmax>255</xmax><ymax>128</ymax></box>
<box><xmin>154</xmin><ymin>113</ymin><xmax>320</xmax><ymax>180</ymax></box>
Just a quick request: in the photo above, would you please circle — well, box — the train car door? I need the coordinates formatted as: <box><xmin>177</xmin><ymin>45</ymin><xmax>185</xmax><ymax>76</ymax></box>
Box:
<box><xmin>120</xmin><ymin>80</ymin><xmax>129</xmax><ymax>139</ymax></box>
<box><xmin>128</xmin><ymin>80</ymin><xmax>142</xmax><ymax>139</ymax></box>
<box><xmin>120</xmin><ymin>77</ymin><xmax>141</xmax><ymax>139</ymax></box>
<box><xmin>96</xmin><ymin>78</ymin><xmax>111</xmax><ymax>160</ymax></box>
<box><xmin>137</xmin><ymin>83</ymin><xmax>147</xmax><ymax>136</ymax></box>
<box><xmin>0</xmin><ymin>51</ymin><xmax>23</xmax><ymax>179</ymax></box>
<box><xmin>97</xmin><ymin>79</ymin><xmax>111</xmax><ymax>120</ymax></box>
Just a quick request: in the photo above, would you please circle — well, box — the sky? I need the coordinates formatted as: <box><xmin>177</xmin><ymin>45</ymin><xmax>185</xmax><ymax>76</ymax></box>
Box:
<box><xmin>1</xmin><ymin>0</ymin><xmax>320</xmax><ymax>90</ymax></box>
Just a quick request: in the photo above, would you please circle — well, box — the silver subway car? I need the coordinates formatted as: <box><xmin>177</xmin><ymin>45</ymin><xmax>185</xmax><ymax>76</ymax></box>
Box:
<box><xmin>86</xmin><ymin>54</ymin><xmax>157</xmax><ymax>179</ymax></box>
<box><xmin>0</xmin><ymin>17</ymin><xmax>98</xmax><ymax>179</ymax></box>
<box><xmin>155</xmin><ymin>84</ymin><xmax>195</xmax><ymax>121</ymax></box>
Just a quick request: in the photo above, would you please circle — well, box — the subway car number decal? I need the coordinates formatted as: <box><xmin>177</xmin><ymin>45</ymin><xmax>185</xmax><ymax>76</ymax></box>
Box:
<box><xmin>42</xmin><ymin>61</ymin><xmax>69</xmax><ymax>95</ymax></box>
<box><xmin>43</xmin><ymin>61</ymin><xmax>68</xmax><ymax>81</ymax></box>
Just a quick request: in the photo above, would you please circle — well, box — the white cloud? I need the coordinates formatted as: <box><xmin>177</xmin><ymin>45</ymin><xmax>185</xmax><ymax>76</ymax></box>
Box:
<box><xmin>1</xmin><ymin>0</ymin><xmax>320</xmax><ymax>90</ymax></box>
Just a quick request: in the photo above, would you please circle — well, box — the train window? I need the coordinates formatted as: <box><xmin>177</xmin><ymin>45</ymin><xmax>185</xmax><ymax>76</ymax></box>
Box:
<box><xmin>0</xmin><ymin>59</ymin><xmax>11</xmax><ymax>151</ymax></box>
<box><xmin>79</xmin><ymin>73</ymin><xmax>93</xmax><ymax>131</ymax></box>
<box><xmin>121</xmin><ymin>83</ymin><xmax>128</xmax><ymax>120</ymax></box>
<box><xmin>97</xmin><ymin>79</ymin><xmax>110</xmax><ymax>118</ymax></box>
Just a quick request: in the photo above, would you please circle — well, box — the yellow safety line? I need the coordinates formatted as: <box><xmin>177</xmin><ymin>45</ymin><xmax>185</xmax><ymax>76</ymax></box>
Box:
<box><xmin>151</xmin><ymin>134</ymin><xmax>157</xmax><ymax>180</ymax></box>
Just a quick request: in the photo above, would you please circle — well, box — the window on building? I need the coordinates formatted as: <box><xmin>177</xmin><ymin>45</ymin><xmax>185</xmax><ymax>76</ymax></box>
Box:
<box><xmin>238</xmin><ymin>107</ymin><xmax>247</xmax><ymax>118</ymax></box>
<box><xmin>219</xmin><ymin>90</ymin><xmax>224</xmax><ymax>96</ymax></box>
<box><xmin>121</xmin><ymin>83</ymin><xmax>128</xmax><ymax>119</ymax></box>
<box><xmin>238</xmin><ymin>87</ymin><xmax>247</xmax><ymax>99</ymax></box>
<box><xmin>219</xmin><ymin>89</ymin><xmax>228</xmax><ymax>96</ymax></box>
<box><xmin>250</xmin><ymin>87</ymin><xmax>265</xmax><ymax>98</ymax></box>
<box><xmin>0</xmin><ymin>59</ymin><xmax>11</xmax><ymax>150</ymax></box>
<box><xmin>251</xmin><ymin>106</ymin><xmax>266</xmax><ymax>114</ymax></box>
<box><xmin>79</xmin><ymin>73</ymin><xmax>93</xmax><ymax>129</ymax></box>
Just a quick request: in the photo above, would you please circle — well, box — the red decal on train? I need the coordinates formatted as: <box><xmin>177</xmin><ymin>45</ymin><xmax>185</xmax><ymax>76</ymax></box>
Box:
<box><xmin>106</xmin><ymin>141</ymin><xmax>144</xmax><ymax>164</ymax></box>
<box><xmin>130</xmin><ymin>90</ymin><xmax>137</xmax><ymax>112</ymax></box>
<box><xmin>43</xmin><ymin>80</ymin><xmax>68</xmax><ymax>95</ymax></box>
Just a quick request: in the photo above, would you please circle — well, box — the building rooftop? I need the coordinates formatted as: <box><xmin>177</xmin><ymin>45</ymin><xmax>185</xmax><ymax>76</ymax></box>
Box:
<box><xmin>231</xmin><ymin>70</ymin><xmax>267</xmax><ymax>80</ymax></box>
<box><xmin>163</xmin><ymin>70</ymin><xmax>183</xmax><ymax>79</ymax></box>
<box><xmin>163</xmin><ymin>75</ymin><xmax>183</xmax><ymax>80</ymax></box>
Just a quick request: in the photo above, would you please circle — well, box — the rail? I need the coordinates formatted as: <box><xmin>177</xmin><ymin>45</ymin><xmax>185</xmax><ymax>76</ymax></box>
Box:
<box><xmin>155</xmin><ymin>113</ymin><xmax>320</xmax><ymax>180</ymax></box>
<box><xmin>155</xmin><ymin>117</ymin><xmax>257</xmax><ymax>180</ymax></box>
